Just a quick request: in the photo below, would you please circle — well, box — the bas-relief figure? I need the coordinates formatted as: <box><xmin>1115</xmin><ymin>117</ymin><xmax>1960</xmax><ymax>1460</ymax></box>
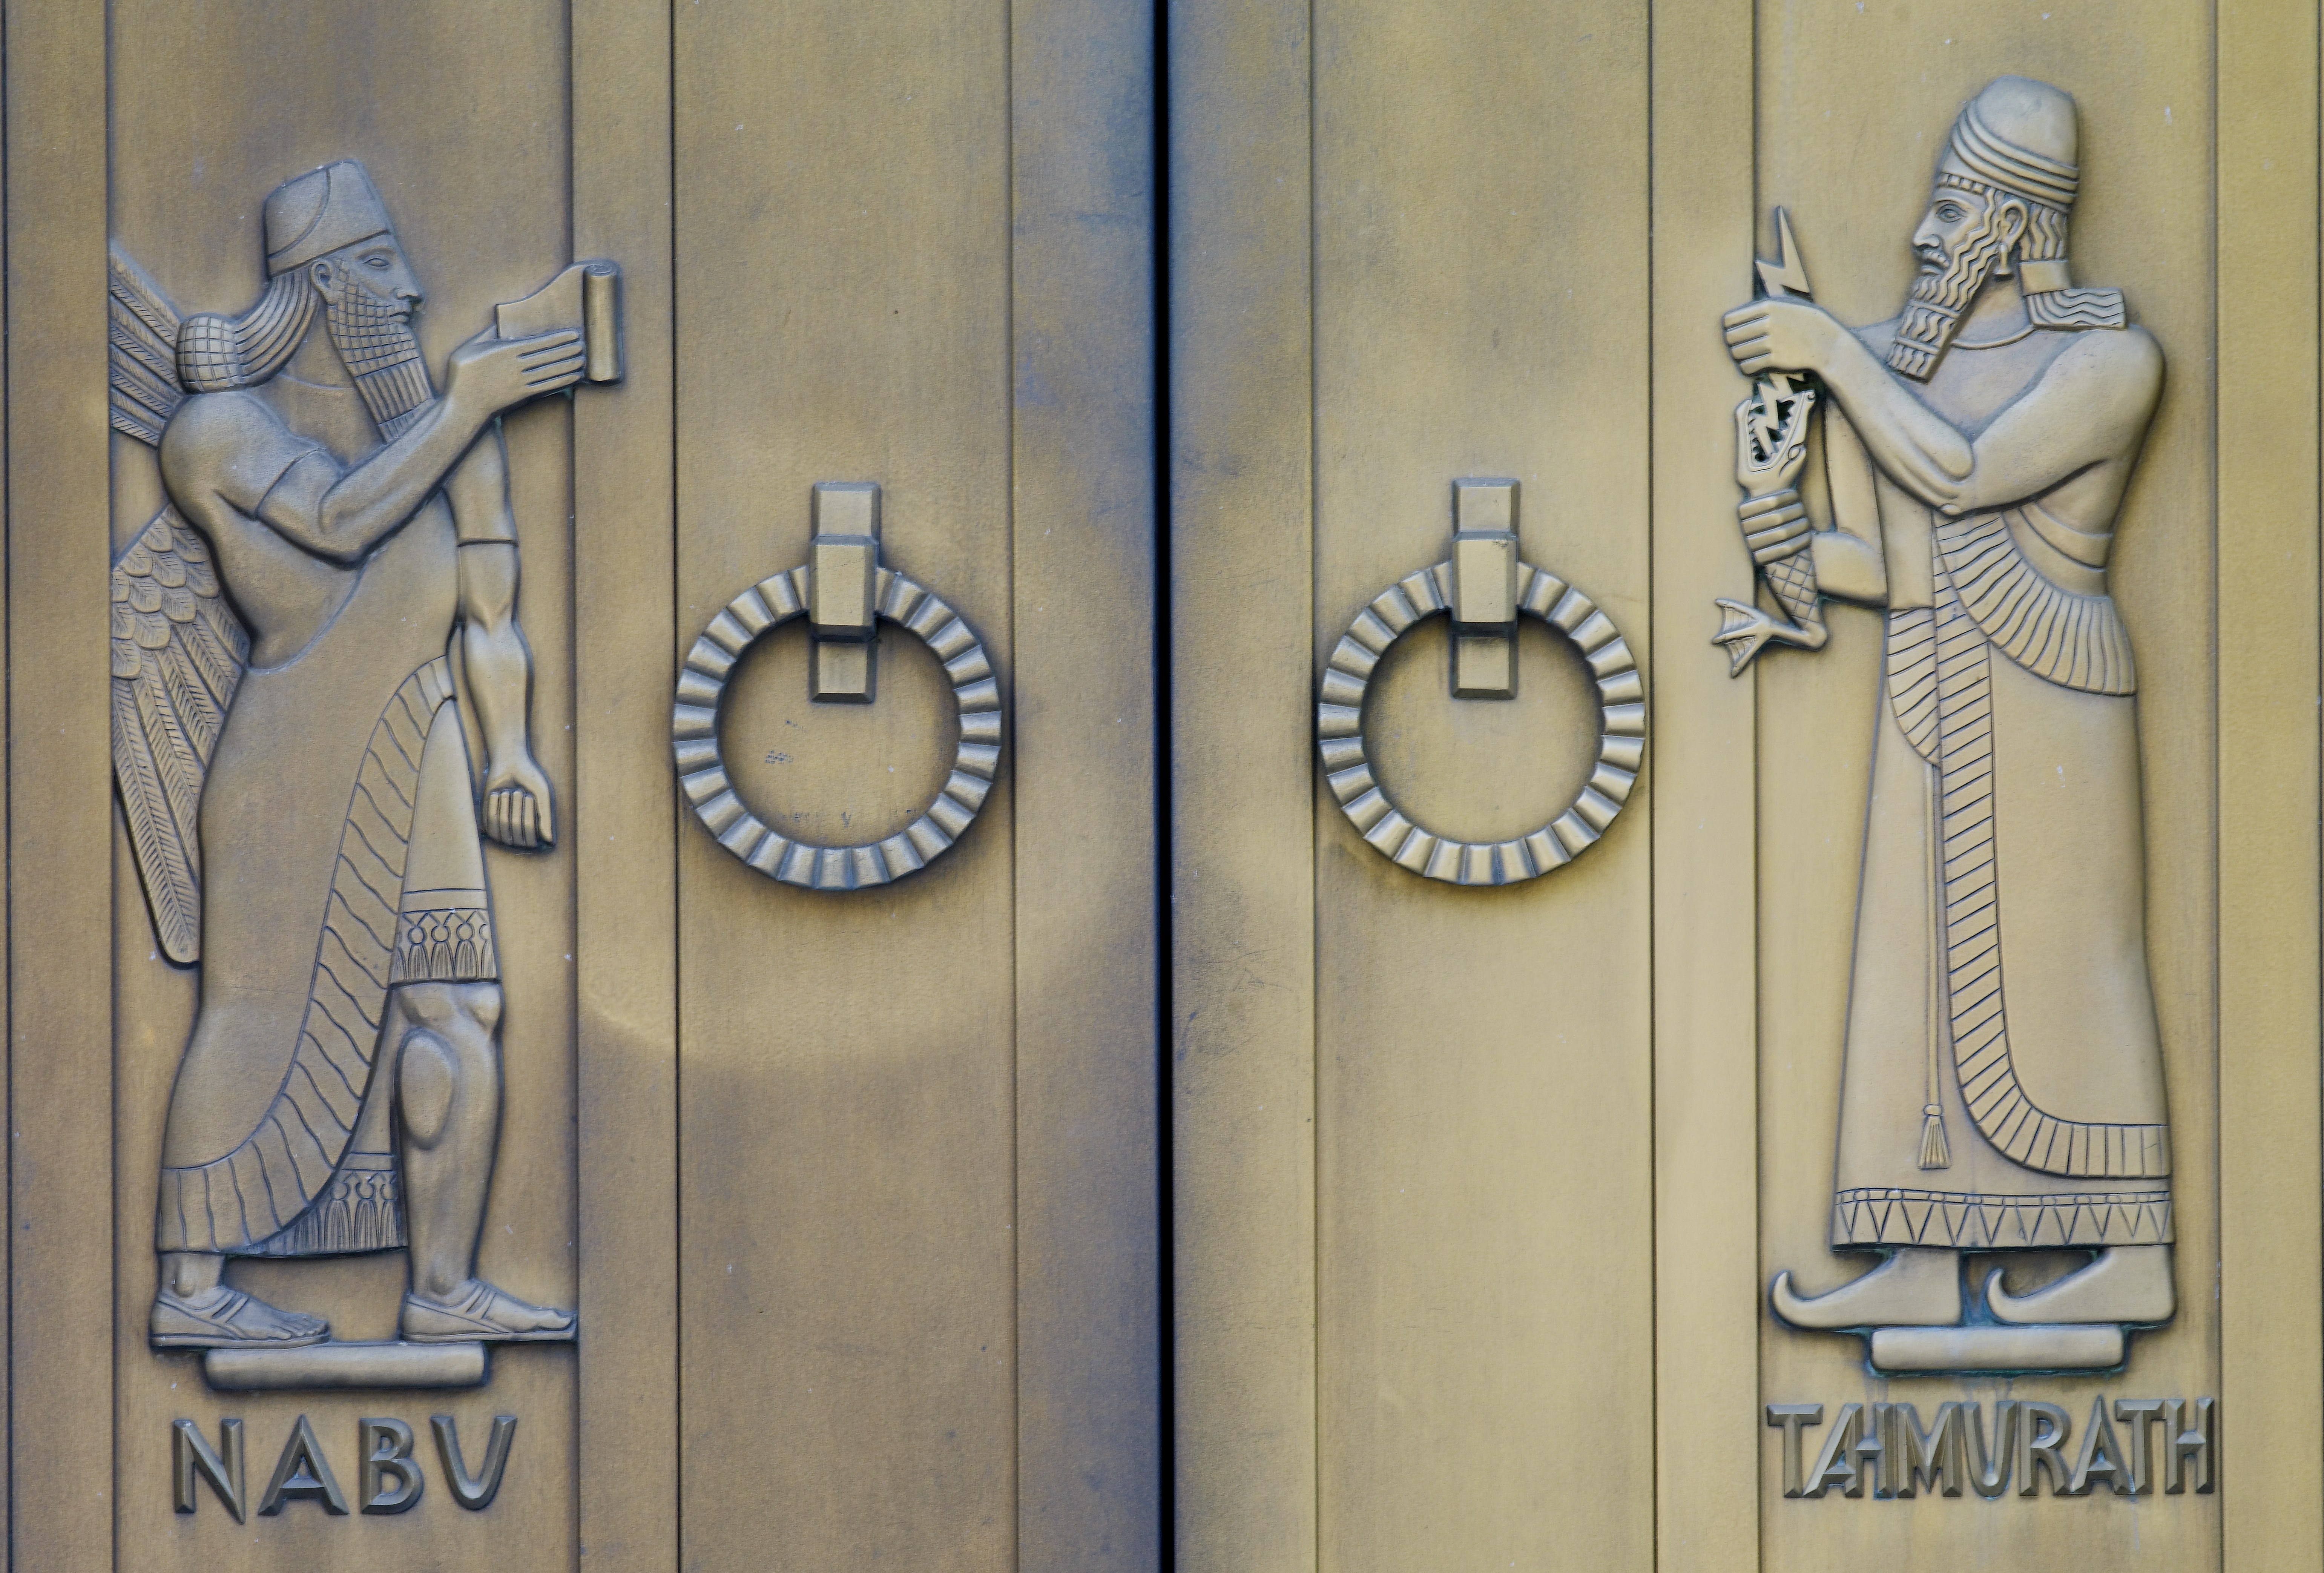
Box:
<box><xmin>109</xmin><ymin>161</ymin><xmax>594</xmax><ymax>1361</ymax></box>
<box><xmin>1718</xmin><ymin>78</ymin><xmax>2174</xmax><ymax>1369</ymax></box>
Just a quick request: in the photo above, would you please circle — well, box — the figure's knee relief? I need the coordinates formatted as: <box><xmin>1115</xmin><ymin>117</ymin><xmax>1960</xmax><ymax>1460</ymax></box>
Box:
<box><xmin>459</xmin><ymin>981</ymin><xmax>505</xmax><ymax>1036</ymax></box>
<box><xmin>401</xmin><ymin>980</ymin><xmax>504</xmax><ymax>1039</ymax></box>
<box><xmin>398</xmin><ymin>1029</ymin><xmax>459</xmax><ymax>1150</ymax></box>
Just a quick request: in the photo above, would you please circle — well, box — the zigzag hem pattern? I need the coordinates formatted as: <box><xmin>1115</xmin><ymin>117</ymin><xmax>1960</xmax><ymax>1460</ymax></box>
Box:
<box><xmin>1833</xmin><ymin>1186</ymin><xmax>2172</xmax><ymax>1249</ymax></box>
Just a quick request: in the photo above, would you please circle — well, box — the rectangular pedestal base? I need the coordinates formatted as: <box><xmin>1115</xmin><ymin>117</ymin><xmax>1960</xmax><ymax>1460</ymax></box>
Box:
<box><xmin>203</xmin><ymin>1340</ymin><xmax>489</xmax><ymax>1390</ymax></box>
<box><xmin>1868</xmin><ymin>1324</ymin><xmax>2126</xmax><ymax>1375</ymax></box>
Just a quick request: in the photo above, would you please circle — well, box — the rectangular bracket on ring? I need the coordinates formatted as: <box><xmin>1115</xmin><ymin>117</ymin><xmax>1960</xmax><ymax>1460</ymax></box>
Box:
<box><xmin>810</xmin><ymin>481</ymin><xmax>881</xmax><ymax>704</ymax></box>
<box><xmin>1450</xmin><ymin>477</ymin><xmax>1519</xmax><ymax>700</ymax></box>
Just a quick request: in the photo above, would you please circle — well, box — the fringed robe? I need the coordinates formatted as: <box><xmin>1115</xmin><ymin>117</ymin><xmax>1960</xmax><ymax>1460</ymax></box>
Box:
<box><xmin>1821</xmin><ymin>335</ymin><xmax>2171</xmax><ymax>1255</ymax></box>
<box><xmin>153</xmin><ymin>385</ymin><xmax>497</xmax><ymax>1257</ymax></box>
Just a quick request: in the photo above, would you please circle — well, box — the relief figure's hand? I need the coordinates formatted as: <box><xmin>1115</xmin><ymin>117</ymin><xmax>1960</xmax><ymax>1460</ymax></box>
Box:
<box><xmin>446</xmin><ymin>328</ymin><xmax>586</xmax><ymax>422</ymax></box>
<box><xmin>482</xmin><ymin>749</ymin><xmax>555</xmax><ymax>850</ymax></box>
<box><xmin>1723</xmin><ymin>298</ymin><xmax>1839</xmax><ymax>379</ymax></box>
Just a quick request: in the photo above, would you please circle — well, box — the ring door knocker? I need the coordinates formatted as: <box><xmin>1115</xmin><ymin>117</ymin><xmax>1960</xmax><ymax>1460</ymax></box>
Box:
<box><xmin>672</xmin><ymin>482</ymin><xmax>1003</xmax><ymax>890</ymax></box>
<box><xmin>1317</xmin><ymin>478</ymin><xmax>1644</xmax><ymax>885</ymax></box>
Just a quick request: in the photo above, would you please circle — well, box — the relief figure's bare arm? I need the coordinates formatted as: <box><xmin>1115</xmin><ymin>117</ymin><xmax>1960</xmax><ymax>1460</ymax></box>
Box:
<box><xmin>256</xmin><ymin>399</ymin><xmax>494</xmax><ymax>564</ymax></box>
<box><xmin>1807</xmin><ymin>407</ymin><xmax>1890</xmax><ymax>604</ymax></box>
<box><xmin>449</xmin><ymin>430</ymin><xmax>553</xmax><ymax>849</ymax></box>
<box><xmin>1918</xmin><ymin>330</ymin><xmax>2163</xmax><ymax>515</ymax></box>
<box><xmin>1807</xmin><ymin>528</ymin><xmax>1888</xmax><ymax>604</ymax></box>
<box><xmin>1797</xmin><ymin>328</ymin><xmax>1977</xmax><ymax>504</ymax></box>
<box><xmin>1727</xmin><ymin>300</ymin><xmax>1972</xmax><ymax>500</ymax></box>
<box><xmin>1727</xmin><ymin>299</ymin><xmax>2163</xmax><ymax>516</ymax></box>
<box><xmin>236</xmin><ymin>329</ymin><xmax>585</xmax><ymax>566</ymax></box>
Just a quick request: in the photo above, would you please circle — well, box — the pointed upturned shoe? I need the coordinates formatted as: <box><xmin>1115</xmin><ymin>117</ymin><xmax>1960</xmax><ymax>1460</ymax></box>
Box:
<box><xmin>1770</xmin><ymin>1248</ymin><xmax>1961</xmax><ymax>1330</ymax></box>
<box><xmin>1984</xmin><ymin>1245</ymin><xmax>2175</xmax><ymax>1327</ymax></box>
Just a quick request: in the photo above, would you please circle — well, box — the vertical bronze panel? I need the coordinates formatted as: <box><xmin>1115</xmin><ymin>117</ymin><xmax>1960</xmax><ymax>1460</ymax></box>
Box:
<box><xmin>574</xmin><ymin>0</ymin><xmax>680</xmax><ymax>1566</ymax></box>
<box><xmin>6</xmin><ymin>0</ymin><xmax>109</xmax><ymax>1566</ymax></box>
<box><xmin>1167</xmin><ymin>0</ymin><xmax>1318</xmax><ymax>1567</ymax></box>
<box><xmin>2218</xmin><ymin>1</ymin><xmax>2323</xmax><ymax>1564</ymax></box>
<box><xmin>1010</xmin><ymin>0</ymin><xmax>1161</xmax><ymax>1567</ymax></box>
<box><xmin>106</xmin><ymin>3</ymin><xmax>580</xmax><ymax>1567</ymax></box>
<box><xmin>1310</xmin><ymin>5</ymin><xmax>1653</xmax><ymax>1570</ymax></box>
<box><xmin>1754</xmin><ymin>6</ymin><xmax>2220</xmax><ymax>1567</ymax></box>
<box><xmin>672</xmin><ymin>3</ymin><xmax>1016</xmax><ymax>1567</ymax></box>
<box><xmin>1650</xmin><ymin>1</ymin><xmax>1760</xmax><ymax>1566</ymax></box>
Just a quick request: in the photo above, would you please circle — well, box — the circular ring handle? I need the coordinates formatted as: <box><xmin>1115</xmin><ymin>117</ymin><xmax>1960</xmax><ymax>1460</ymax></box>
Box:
<box><xmin>1317</xmin><ymin>559</ymin><xmax>1643</xmax><ymax>884</ymax></box>
<box><xmin>673</xmin><ymin>563</ymin><xmax>1003</xmax><ymax>889</ymax></box>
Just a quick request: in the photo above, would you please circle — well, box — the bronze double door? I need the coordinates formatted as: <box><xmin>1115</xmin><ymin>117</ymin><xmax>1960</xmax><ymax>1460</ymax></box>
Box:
<box><xmin>7</xmin><ymin>1</ymin><xmax>2322</xmax><ymax>1571</ymax></box>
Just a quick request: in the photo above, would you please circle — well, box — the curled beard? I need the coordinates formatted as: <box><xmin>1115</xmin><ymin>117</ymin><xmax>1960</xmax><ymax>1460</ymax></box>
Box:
<box><xmin>325</xmin><ymin>283</ymin><xmax>437</xmax><ymax>440</ymax></box>
<box><xmin>1886</xmin><ymin>210</ymin><xmax>2008</xmax><ymax>381</ymax></box>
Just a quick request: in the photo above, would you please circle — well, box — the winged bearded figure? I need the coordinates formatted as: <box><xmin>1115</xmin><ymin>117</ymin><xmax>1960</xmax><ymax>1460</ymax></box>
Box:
<box><xmin>113</xmin><ymin>161</ymin><xmax>588</xmax><ymax>1351</ymax></box>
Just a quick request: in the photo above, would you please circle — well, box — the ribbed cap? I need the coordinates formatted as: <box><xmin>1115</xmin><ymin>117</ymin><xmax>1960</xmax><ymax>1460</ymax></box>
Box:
<box><xmin>1939</xmin><ymin>77</ymin><xmax>2079</xmax><ymax>210</ymax></box>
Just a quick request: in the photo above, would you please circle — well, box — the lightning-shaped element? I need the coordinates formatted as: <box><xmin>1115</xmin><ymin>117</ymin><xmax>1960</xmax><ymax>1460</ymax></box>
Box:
<box><xmin>1752</xmin><ymin>209</ymin><xmax>1814</xmax><ymax>415</ymax></box>
<box><xmin>1756</xmin><ymin>206</ymin><xmax>1812</xmax><ymax>300</ymax></box>
<box><xmin>1715</xmin><ymin>206</ymin><xmax>1827</xmax><ymax>675</ymax></box>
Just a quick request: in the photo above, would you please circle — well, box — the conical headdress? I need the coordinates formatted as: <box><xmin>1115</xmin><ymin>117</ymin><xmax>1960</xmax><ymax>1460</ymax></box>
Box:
<box><xmin>1937</xmin><ymin>76</ymin><xmax>2124</xmax><ymax>330</ymax></box>
<box><xmin>1939</xmin><ymin>76</ymin><xmax>2079</xmax><ymax>212</ymax></box>
<box><xmin>264</xmin><ymin>161</ymin><xmax>394</xmax><ymax>275</ymax></box>
<box><xmin>174</xmin><ymin>161</ymin><xmax>396</xmax><ymax>391</ymax></box>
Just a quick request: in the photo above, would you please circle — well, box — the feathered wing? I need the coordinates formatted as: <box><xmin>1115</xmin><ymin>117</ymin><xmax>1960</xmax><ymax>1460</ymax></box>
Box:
<box><xmin>114</xmin><ymin>510</ymin><xmax>248</xmax><ymax>963</ymax></box>
<box><xmin>107</xmin><ymin>244</ymin><xmax>250</xmax><ymax>963</ymax></box>
<box><xmin>109</xmin><ymin>243</ymin><xmax>184</xmax><ymax>444</ymax></box>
